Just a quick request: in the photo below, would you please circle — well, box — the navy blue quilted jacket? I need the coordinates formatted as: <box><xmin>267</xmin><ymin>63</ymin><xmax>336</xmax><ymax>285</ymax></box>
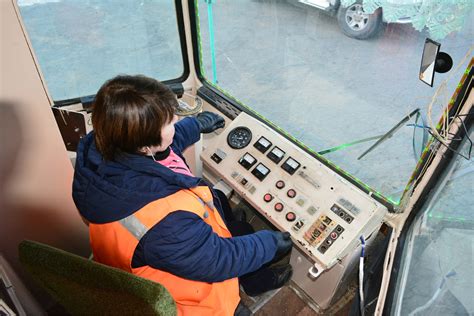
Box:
<box><xmin>73</xmin><ymin>116</ymin><xmax>278</xmax><ymax>282</ymax></box>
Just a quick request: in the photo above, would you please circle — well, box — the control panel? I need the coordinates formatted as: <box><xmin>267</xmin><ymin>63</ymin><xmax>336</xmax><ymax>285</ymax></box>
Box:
<box><xmin>202</xmin><ymin>113</ymin><xmax>387</xmax><ymax>275</ymax></box>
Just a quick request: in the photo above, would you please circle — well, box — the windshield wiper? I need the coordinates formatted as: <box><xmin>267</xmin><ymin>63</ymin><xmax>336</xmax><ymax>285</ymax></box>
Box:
<box><xmin>357</xmin><ymin>108</ymin><xmax>420</xmax><ymax>160</ymax></box>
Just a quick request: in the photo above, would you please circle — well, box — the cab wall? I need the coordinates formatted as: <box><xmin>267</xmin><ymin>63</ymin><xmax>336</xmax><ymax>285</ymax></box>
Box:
<box><xmin>0</xmin><ymin>0</ymin><xmax>90</xmax><ymax>309</ymax></box>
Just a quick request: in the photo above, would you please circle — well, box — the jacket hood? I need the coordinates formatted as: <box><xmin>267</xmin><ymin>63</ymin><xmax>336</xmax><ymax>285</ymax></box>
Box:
<box><xmin>72</xmin><ymin>132</ymin><xmax>202</xmax><ymax>224</ymax></box>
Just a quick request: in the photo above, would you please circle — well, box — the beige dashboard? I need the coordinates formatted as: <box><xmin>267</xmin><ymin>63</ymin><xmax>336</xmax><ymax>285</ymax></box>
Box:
<box><xmin>201</xmin><ymin>112</ymin><xmax>387</xmax><ymax>277</ymax></box>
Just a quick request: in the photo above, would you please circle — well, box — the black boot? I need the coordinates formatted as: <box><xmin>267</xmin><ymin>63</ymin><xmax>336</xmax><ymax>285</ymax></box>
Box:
<box><xmin>240</xmin><ymin>264</ymin><xmax>293</xmax><ymax>297</ymax></box>
<box><xmin>233</xmin><ymin>208</ymin><xmax>247</xmax><ymax>222</ymax></box>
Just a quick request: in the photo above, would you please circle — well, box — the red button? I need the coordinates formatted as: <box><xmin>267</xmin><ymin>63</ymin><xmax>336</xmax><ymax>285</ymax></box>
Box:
<box><xmin>263</xmin><ymin>194</ymin><xmax>273</xmax><ymax>202</ymax></box>
<box><xmin>274</xmin><ymin>203</ymin><xmax>284</xmax><ymax>212</ymax></box>
<box><xmin>285</xmin><ymin>212</ymin><xmax>296</xmax><ymax>222</ymax></box>
<box><xmin>275</xmin><ymin>180</ymin><xmax>285</xmax><ymax>189</ymax></box>
<box><xmin>287</xmin><ymin>189</ymin><xmax>296</xmax><ymax>198</ymax></box>
<box><xmin>330</xmin><ymin>232</ymin><xmax>338</xmax><ymax>240</ymax></box>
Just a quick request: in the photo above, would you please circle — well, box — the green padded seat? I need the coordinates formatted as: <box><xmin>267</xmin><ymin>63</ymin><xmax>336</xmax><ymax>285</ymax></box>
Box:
<box><xmin>18</xmin><ymin>240</ymin><xmax>176</xmax><ymax>315</ymax></box>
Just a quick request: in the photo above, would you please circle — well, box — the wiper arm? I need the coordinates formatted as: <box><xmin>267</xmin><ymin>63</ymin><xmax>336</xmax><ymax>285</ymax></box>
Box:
<box><xmin>357</xmin><ymin>108</ymin><xmax>420</xmax><ymax>160</ymax></box>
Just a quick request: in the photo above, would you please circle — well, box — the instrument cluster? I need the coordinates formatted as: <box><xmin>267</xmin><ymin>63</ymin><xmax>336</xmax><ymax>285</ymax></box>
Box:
<box><xmin>202</xmin><ymin>113</ymin><xmax>387</xmax><ymax>275</ymax></box>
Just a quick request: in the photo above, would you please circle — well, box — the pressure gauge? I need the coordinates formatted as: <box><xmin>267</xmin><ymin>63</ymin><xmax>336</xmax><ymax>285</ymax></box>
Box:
<box><xmin>227</xmin><ymin>126</ymin><xmax>252</xmax><ymax>149</ymax></box>
<box><xmin>252</xmin><ymin>163</ymin><xmax>271</xmax><ymax>181</ymax></box>
<box><xmin>239</xmin><ymin>153</ymin><xmax>257</xmax><ymax>170</ymax></box>
<box><xmin>281</xmin><ymin>157</ymin><xmax>301</xmax><ymax>175</ymax></box>
<box><xmin>267</xmin><ymin>146</ymin><xmax>285</xmax><ymax>163</ymax></box>
<box><xmin>254</xmin><ymin>136</ymin><xmax>272</xmax><ymax>153</ymax></box>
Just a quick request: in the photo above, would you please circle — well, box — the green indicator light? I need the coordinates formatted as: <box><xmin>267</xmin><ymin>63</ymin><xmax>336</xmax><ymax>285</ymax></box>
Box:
<box><xmin>387</xmin><ymin>197</ymin><xmax>400</xmax><ymax>205</ymax></box>
<box><xmin>317</xmin><ymin>134</ymin><xmax>384</xmax><ymax>155</ymax></box>
<box><xmin>429</xmin><ymin>213</ymin><xmax>468</xmax><ymax>222</ymax></box>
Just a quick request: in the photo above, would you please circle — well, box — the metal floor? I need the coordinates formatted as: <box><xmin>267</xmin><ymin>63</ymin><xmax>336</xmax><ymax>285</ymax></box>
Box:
<box><xmin>242</xmin><ymin>285</ymin><xmax>353</xmax><ymax>315</ymax></box>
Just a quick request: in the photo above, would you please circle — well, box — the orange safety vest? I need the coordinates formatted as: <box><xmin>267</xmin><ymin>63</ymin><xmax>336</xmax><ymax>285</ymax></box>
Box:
<box><xmin>89</xmin><ymin>186</ymin><xmax>240</xmax><ymax>316</ymax></box>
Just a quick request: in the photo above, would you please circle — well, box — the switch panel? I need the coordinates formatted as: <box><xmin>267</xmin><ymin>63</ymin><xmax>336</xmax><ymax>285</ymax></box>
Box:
<box><xmin>201</xmin><ymin>112</ymin><xmax>387</xmax><ymax>273</ymax></box>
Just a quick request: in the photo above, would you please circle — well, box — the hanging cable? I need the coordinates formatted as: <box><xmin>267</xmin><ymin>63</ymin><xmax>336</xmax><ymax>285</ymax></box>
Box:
<box><xmin>408</xmin><ymin>53</ymin><xmax>473</xmax><ymax>190</ymax></box>
<box><xmin>410</xmin><ymin>111</ymin><xmax>430</xmax><ymax>161</ymax></box>
<box><xmin>359</xmin><ymin>235</ymin><xmax>366</xmax><ymax>316</ymax></box>
<box><xmin>426</xmin><ymin>46</ymin><xmax>473</xmax><ymax>147</ymax></box>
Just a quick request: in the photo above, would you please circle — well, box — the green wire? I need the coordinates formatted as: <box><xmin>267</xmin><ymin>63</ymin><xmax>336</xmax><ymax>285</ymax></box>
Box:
<box><xmin>318</xmin><ymin>134</ymin><xmax>385</xmax><ymax>155</ymax></box>
<box><xmin>206</xmin><ymin>0</ymin><xmax>217</xmax><ymax>84</ymax></box>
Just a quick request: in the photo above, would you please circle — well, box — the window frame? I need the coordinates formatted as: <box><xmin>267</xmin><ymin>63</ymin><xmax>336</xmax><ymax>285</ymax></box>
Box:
<box><xmin>383</xmin><ymin>64</ymin><xmax>473</xmax><ymax>314</ymax></box>
<box><xmin>24</xmin><ymin>0</ymin><xmax>191</xmax><ymax>107</ymax></box>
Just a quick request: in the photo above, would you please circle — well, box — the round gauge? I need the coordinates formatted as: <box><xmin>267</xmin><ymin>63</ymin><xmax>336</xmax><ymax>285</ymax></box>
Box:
<box><xmin>227</xmin><ymin>126</ymin><xmax>252</xmax><ymax>149</ymax></box>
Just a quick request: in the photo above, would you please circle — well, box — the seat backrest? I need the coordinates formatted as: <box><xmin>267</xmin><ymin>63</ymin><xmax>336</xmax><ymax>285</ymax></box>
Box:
<box><xmin>18</xmin><ymin>240</ymin><xmax>176</xmax><ymax>316</ymax></box>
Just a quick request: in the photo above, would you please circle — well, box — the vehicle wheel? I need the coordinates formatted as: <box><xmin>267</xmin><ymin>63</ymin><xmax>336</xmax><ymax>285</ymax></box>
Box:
<box><xmin>337</xmin><ymin>2</ymin><xmax>383</xmax><ymax>40</ymax></box>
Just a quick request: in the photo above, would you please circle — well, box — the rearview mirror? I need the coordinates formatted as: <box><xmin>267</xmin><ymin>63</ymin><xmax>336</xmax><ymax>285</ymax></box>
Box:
<box><xmin>419</xmin><ymin>38</ymin><xmax>440</xmax><ymax>86</ymax></box>
<box><xmin>419</xmin><ymin>38</ymin><xmax>453</xmax><ymax>87</ymax></box>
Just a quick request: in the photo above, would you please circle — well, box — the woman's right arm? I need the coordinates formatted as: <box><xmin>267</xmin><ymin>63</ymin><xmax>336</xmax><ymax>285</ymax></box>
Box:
<box><xmin>132</xmin><ymin>211</ymin><xmax>279</xmax><ymax>282</ymax></box>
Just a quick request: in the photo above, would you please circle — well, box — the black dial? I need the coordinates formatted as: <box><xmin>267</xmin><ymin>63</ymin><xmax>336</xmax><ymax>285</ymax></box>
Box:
<box><xmin>227</xmin><ymin>126</ymin><xmax>252</xmax><ymax>149</ymax></box>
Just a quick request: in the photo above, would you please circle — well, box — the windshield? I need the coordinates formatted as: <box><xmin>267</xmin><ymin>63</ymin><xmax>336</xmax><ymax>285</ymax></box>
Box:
<box><xmin>390</xmin><ymin>125</ymin><xmax>473</xmax><ymax>315</ymax></box>
<box><xmin>17</xmin><ymin>0</ymin><xmax>185</xmax><ymax>101</ymax></box>
<box><xmin>195</xmin><ymin>0</ymin><xmax>473</xmax><ymax>204</ymax></box>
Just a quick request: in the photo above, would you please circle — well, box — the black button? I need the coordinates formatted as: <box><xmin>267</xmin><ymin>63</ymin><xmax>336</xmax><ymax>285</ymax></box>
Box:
<box><xmin>211</xmin><ymin>153</ymin><xmax>222</xmax><ymax>164</ymax></box>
